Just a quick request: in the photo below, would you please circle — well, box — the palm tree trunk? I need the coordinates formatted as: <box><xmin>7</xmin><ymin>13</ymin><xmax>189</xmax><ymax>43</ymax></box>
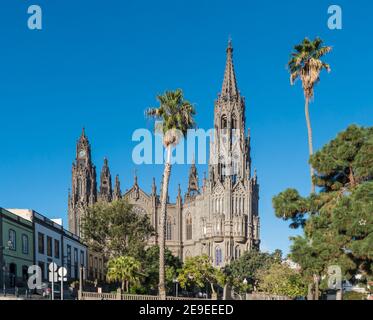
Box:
<box><xmin>307</xmin><ymin>282</ymin><xmax>314</xmax><ymax>300</ymax></box>
<box><xmin>210</xmin><ymin>283</ymin><xmax>218</xmax><ymax>300</ymax></box>
<box><xmin>159</xmin><ymin>145</ymin><xmax>172</xmax><ymax>299</ymax></box>
<box><xmin>210</xmin><ymin>282</ymin><xmax>216</xmax><ymax>295</ymax></box>
<box><xmin>305</xmin><ymin>97</ymin><xmax>315</xmax><ymax>193</ymax></box>
<box><xmin>349</xmin><ymin>165</ymin><xmax>356</xmax><ymax>187</ymax></box>
<box><xmin>314</xmin><ymin>275</ymin><xmax>319</xmax><ymax>300</ymax></box>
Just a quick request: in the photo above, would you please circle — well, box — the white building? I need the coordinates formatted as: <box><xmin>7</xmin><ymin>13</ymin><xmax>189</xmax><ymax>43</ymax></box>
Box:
<box><xmin>7</xmin><ymin>209</ymin><xmax>87</xmax><ymax>281</ymax></box>
<box><xmin>62</xmin><ymin>229</ymin><xmax>87</xmax><ymax>280</ymax></box>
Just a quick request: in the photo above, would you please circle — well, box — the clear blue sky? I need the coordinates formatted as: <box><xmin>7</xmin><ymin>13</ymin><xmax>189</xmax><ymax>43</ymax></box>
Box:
<box><xmin>1</xmin><ymin>0</ymin><xmax>372</xmax><ymax>255</ymax></box>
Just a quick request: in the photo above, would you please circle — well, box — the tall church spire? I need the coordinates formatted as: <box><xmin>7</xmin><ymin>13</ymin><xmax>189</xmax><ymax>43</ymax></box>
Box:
<box><xmin>151</xmin><ymin>177</ymin><xmax>157</xmax><ymax>196</ymax></box>
<box><xmin>185</xmin><ymin>159</ymin><xmax>199</xmax><ymax>200</ymax></box>
<box><xmin>221</xmin><ymin>39</ymin><xmax>239</xmax><ymax>98</ymax></box>
<box><xmin>99</xmin><ymin>158</ymin><xmax>112</xmax><ymax>202</ymax></box>
<box><xmin>113</xmin><ymin>175</ymin><xmax>122</xmax><ymax>201</ymax></box>
<box><xmin>210</xmin><ymin>41</ymin><xmax>249</xmax><ymax>185</ymax></box>
<box><xmin>69</xmin><ymin>129</ymin><xmax>97</xmax><ymax>237</ymax></box>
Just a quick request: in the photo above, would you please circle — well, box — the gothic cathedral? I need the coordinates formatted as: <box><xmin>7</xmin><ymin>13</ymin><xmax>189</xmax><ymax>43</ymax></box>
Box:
<box><xmin>68</xmin><ymin>42</ymin><xmax>260</xmax><ymax>266</ymax></box>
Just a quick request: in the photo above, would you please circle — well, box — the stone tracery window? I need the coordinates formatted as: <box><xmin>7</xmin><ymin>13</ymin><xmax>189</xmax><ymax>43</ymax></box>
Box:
<box><xmin>132</xmin><ymin>206</ymin><xmax>147</xmax><ymax>216</ymax></box>
<box><xmin>186</xmin><ymin>214</ymin><xmax>192</xmax><ymax>240</ymax></box>
<box><xmin>235</xmin><ymin>245</ymin><xmax>241</xmax><ymax>259</ymax></box>
<box><xmin>221</xmin><ymin>115</ymin><xmax>227</xmax><ymax>129</ymax></box>
<box><xmin>232</xmin><ymin>114</ymin><xmax>237</xmax><ymax>130</ymax></box>
<box><xmin>215</xmin><ymin>246</ymin><xmax>222</xmax><ymax>266</ymax></box>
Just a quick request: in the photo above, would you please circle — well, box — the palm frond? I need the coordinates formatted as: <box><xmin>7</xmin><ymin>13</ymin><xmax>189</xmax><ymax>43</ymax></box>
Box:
<box><xmin>287</xmin><ymin>37</ymin><xmax>332</xmax><ymax>98</ymax></box>
<box><xmin>145</xmin><ymin>89</ymin><xmax>196</xmax><ymax>147</ymax></box>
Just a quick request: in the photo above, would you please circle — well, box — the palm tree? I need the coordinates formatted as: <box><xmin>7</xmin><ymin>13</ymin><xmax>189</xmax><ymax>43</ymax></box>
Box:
<box><xmin>288</xmin><ymin>37</ymin><xmax>332</xmax><ymax>193</ymax></box>
<box><xmin>106</xmin><ymin>256</ymin><xmax>142</xmax><ymax>293</ymax></box>
<box><xmin>146</xmin><ymin>89</ymin><xmax>196</xmax><ymax>299</ymax></box>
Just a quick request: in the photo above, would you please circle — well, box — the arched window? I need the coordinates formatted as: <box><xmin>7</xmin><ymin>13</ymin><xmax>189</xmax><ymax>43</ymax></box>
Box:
<box><xmin>215</xmin><ymin>246</ymin><xmax>222</xmax><ymax>266</ymax></box>
<box><xmin>22</xmin><ymin>234</ymin><xmax>29</xmax><ymax>254</ymax></box>
<box><xmin>232</xmin><ymin>115</ymin><xmax>237</xmax><ymax>130</ymax></box>
<box><xmin>232</xmin><ymin>154</ymin><xmax>239</xmax><ymax>184</ymax></box>
<box><xmin>78</xmin><ymin>179</ymin><xmax>83</xmax><ymax>195</ymax></box>
<box><xmin>8</xmin><ymin>229</ymin><xmax>16</xmax><ymax>251</ymax></box>
<box><xmin>186</xmin><ymin>214</ymin><xmax>192</xmax><ymax>240</ymax></box>
<box><xmin>221</xmin><ymin>115</ymin><xmax>227</xmax><ymax>129</ymax></box>
<box><xmin>219</xmin><ymin>155</ymin><xmax>227</xmax><ymax>183</ymax></box>
<box><xmin>166</xmin><ymin>218</ymin><xmax>172</xmax><ymax>241</ymax></box>
<box><xmin>231</xmin><ymin>115</ymin><xmax>239</xmax><ymax>151</ymax></box>
<box><xmin>235</xmin><ymin>245</ymin><xmax>241</xmax><ymax>259</ymax></box>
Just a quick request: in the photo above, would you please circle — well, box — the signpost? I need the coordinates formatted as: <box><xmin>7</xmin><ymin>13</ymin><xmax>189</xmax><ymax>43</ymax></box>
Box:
<box><xmin>49</xmin><ymin>263</ymin><xmax>57</xmax><ymax>300</ymax></box>
<box><xmin>49</xmin><ymin>263</ymin><xmax>67</xmax><ymax>300</ymax></box>
<box><xmin>58</xmin><ymin>267</ymin><xmax>67</xmax><ymax>300</ymax></box>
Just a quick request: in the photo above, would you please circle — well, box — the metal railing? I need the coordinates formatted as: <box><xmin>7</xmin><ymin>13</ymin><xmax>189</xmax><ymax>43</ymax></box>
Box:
<box><xmin>80</xmin><ymin>291</ymin><xmax>118</xmax><ymax>300</ymax></box>
<box><xmin>122</xmin><ymin>294</ymin><xmax>160</xmax><ymax>300</ymax></box>
<box><xmin>79</xmin><ymin>291</ymin><xmax>210</xmax><ymax>301</ymax></box>
<box><xmin>246</xmin><ymin>293</ymin><xmax>291</xmax><ymax>300</ymax></box>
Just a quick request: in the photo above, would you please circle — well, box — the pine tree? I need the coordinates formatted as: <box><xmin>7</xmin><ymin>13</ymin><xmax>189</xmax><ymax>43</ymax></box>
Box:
<box><xmin>273</xmin><ymin>125</ymin><xmax>373</xmax><ymax>297</ymax></box>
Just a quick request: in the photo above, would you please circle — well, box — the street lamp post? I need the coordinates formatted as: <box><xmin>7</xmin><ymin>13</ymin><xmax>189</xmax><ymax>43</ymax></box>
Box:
<box><xmin>242</xmin><ymin>278</ymin><xmax>248</xmax><ymax>300</ymax></box>
<box><xmin>173</xmin><ymin>278</ymin><xmax>179</xmax><ymax>297</ymax></box>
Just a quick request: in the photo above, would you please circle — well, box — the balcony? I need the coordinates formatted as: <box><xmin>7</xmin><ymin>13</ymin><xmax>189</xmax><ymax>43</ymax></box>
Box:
<box><xmin>233</xmin><ymin>234</ymin><xmax>246</xmax><ymax>243</ymax></box>
<box><xmin>212</xmin><ymin>231</ymin><xmax>224</xmax><ymax>243</ymax></box>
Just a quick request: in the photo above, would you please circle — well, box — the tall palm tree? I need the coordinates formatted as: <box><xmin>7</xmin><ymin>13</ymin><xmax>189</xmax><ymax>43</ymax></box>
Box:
<box><xmin>106</xmin><ymin>256</ymin><xmax>142</xmax><ymax>292</ymax></box>
<box><xmin>146</xmin><ymin>89</ymin><xmax>195</xmax><ymax>299</ymax></box>
<box><xmin>288</xmin><ymin>37</ymin><xmax>332</xmax><ymax>193</ymax></box>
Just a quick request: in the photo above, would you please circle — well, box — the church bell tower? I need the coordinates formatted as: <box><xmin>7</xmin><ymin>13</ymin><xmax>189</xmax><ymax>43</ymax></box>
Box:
<box><xmin>68</xmin><ymin>128</ymin><xmax>97</xmax><ymax>237</ymax></box>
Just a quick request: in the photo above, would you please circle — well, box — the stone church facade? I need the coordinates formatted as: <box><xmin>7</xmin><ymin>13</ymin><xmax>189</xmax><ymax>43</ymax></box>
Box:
<box><xmin>68</xmin><ymin>42</ymin><xmax>260</xmax><ymax>267</ymax></box>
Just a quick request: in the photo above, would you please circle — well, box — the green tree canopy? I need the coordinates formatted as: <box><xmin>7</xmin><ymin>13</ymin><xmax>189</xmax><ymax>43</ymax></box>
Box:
<box><xmin>81</xmin><ymin>199</ymin><xmax>155</xmax><ymax>260</ymax></box>
<box><xmin>142</xmin><ymin>245</ymin><xmax>182</xmax><ymax>293</ymax></box>
<box><xmin>310</xmin><ymin>125</ymin><xmax>373</xmax><ymax>191</ymax></box>
<box><xmin>177</xmin><ymin>255</ymin><xmax>225</xmax><ymax>295</ymax></box>
<box><xmin>224</xmin><ymin>250</ymin><xmax>282</xmax><ymax>293</ymax></box>
<box><xmin>273</xmin><ymin>125</ymin><xmax>373</xmax><ymax>282</ymax></box>
<box><xmin>106</xmin><ymin>256</ymin><xmax>142</xmax><ymax>292</ymax></box>
<box><xmin>257</xmin><ymin>263</ymin><xmax>307</xmax><ymax>298</ymax></box>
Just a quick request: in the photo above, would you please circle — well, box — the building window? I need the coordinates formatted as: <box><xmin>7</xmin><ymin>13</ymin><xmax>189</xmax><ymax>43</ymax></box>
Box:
<box><xmin>54</xmin><ymin>239</ymin><xmax>60</xmax><ymax>259</ymax></box>
<box><xmin>218</xmin><ymin>157</ymin><xmax>227</xmax><ymax>183</ymax></box>
<box><xmin>89</xmin><ymin>255</ymin><xmax>93</xmax><ymax>279</ymax></box>
<box><xmin>74</xmin><ymin>248</ymin><xmax>78</xmax><ymax>265</ymax></box>
<box><xmin>215</xmin><ymin>247</ymin><xmax>222</xmax><ymax>266</ymax></box>
<box><xmin>74</xmin><ymin>248</ymin><xmax>78</xmax><ymax>279</ymax></box>
<box><xmin>38</xmin><ymin>232</ymin><xmax>44</xmax><ymax>254</ymax></box>
<box><xmin>80</xmin><ymin>250</ymin><xmax>84</xmax><ymax>266</ymax></box>
<box><xmin>22</xmin><ymin>234</ymin><xmax>29</xmax><ymax>254</ymax></box>
<box><xmin>221</xmin><ymin>115</ymin><xmax>227</xmax><ymax>129</ymax></box>
<box><xmin>47</xmin><ymin>236</ymin><xmax>53</xmax><ymax>257</ymax></box>
<box><xmin>8</xmin><ymin>229</ymin><xmax>16</xmax><ymax>251</ymax></box>
<box><xmin>186</xmin><ymin>214</ymin><xmax>192</xmax><ymax>240</ymax></box>
<box><xmin>94</xmin><ymin>257</ymin><xmax>98</xmax><ymax>279</ymax></box>
<box><xmin>67</xmin><ymin>245</ymin><xmax>71</xmax><ymax>277</ymax></box>
<box><xmin>98</xmin><ymin>258</ymin><xmax>102</xmax><ymax>280</ymax></box>
<box><xmin>166</xmin><ymin>218</ymin><xmax>172</xmax><ymax>241</ymax></box>
<box><xmin>232</xmin><ymin>115</ymin><xmax>237</xmax><ymax>130</ymax></box>
<box><xmin>235</xmin><ymin>245</ymin><xmax>241</xmax><ymax>260</ymax></box>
